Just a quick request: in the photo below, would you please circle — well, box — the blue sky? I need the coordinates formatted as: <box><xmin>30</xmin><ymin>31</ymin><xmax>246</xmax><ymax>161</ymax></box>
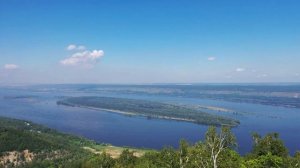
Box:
<box><xmin>0</xmin><ymin>0</ymin><xmax>300</xmax><ymax>84</ymax></box>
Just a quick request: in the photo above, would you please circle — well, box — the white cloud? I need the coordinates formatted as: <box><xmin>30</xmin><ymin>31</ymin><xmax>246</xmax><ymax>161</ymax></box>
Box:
<box><xmin>207</xmin><ymin>57</ymin><xmax>216</xmax><ymax>61</ymax></box>
<box><xmin>67</xmin><ymin>44</ymin><xmax>76</xmax><ymax>50</ymax></box>
<box><xmin>67</xmin><ymin>44</ymin><xmax>86</xmax><ymax>51</ymax></box>
<box><xmin>60</xmin><ymin>49</ymin><xmax>104</xmax><ymax>67</ymax></box>
<box><xmin>236</xmin><ymin>68</ymin><xmax>245</xmax><ymax>72</ymax></box>
<box><xmin>4</xmin><ymin>64</ymin><xmax>19</xmax><ymax>70</ymax></box>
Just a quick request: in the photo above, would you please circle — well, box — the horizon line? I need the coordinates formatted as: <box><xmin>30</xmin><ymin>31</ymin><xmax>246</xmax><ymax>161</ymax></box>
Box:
<box><xmin>1</xmin><ymin>82</ymin><xmax>300</xmax><ymax>87</ymax></box>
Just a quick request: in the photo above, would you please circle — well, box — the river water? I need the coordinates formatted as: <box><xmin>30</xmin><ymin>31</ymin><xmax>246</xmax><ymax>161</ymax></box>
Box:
<box><xmin>0</xmin><ymin>84</ymin><xmax>299</xmax><ymax>155</ymax></box>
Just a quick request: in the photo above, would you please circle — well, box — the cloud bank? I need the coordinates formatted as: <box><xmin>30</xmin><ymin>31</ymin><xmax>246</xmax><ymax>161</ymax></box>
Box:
<box><xmin>4</xmin><ymin>64</ymin><xmax>19</xmax><ymax>70</ymax></box>
<box><xmin>61</xmin><ymin>44</ymin><xmax>104</xmax><ymax>67</ymax></box>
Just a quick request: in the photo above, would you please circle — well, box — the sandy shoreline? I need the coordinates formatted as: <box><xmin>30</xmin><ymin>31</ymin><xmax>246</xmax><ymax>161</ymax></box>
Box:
<box><xmin>196</xmin><ymin>105</ymin><xmax>233</xmax><ymax>112</ymax></box>
<box><xmin>66</xmin><ymin>105</ymin><xmax>196</xmax><ymax>123</ymax></box>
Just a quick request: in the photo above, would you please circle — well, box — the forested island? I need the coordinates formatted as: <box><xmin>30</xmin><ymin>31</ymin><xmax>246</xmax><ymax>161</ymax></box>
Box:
<box><xmin>1</xmin><ymin>116</ymin><xmax>299</xmax><ymax>168</ymax></box>
<box><xmin>57</xmin><ymin>96</ymin><xmax>240</xmax><ymax>127</ymax></box>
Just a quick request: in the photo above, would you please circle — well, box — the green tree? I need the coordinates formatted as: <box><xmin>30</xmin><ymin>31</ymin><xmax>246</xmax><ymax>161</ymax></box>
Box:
<box><xmin>189</xmin><ymin>142</ymin><xmax>211</xmax><ymax>168</ymax></box>
<box><xmin>244</xmin><ymin>152</ymin><xmax>284</xmax><ymax>168</ymax></box>
<box><xmin>82</xmin><ymin>152</ymin><xmax>115</xmax><ymax>168</ymax></box>
<box><xmin>294</xmin><ymin>151</ymin><xmax>300</xmax><ymax>167</ymax></box>
<box><xmin>159</xmin><ymin>147</ymin><xmax>180</xmax><ymax>168</ymax></box>
<box><xmin>205</xmin><ymin>126</ymin><xmax>236</xmax><ymax>168</ymax></box>
<box><xmin>218</xmin><ymin>149</ymin><xmax>242</xmax><ymax>168</ymax></box>
<box><xmin>116</xmin><ymin>149</ymin><xmax>137</xmax><ymax>168</ymax></box>
<box><xmin>251</xmin><ymin>133</ymin><xmax>288</xmax><ymax>157</ymax></box>
<box><xmin>137</xmin><ymin>151</ymin><xmax>161</xmax><ymax>167</ymax></box>
<box><xmin>179</xmin><ymin>140</ymin><xmax>190</xmax><ymax>168</ymax></box>
<box><xmin>134</xmin><ymin>156</ymin><xmax>159</xmax><ymax>168</ymax></box>
<box><xmin>285</xmin><ymin>151</ymin><xmax>300</xmax><ymax>168</ymax></box>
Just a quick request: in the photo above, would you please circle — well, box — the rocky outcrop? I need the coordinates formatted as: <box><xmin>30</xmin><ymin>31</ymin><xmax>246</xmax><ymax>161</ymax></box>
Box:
<box><xmin>0</xmin><ymin>150</ymin><xmax>34</xmax><ymax>167</ymax></box>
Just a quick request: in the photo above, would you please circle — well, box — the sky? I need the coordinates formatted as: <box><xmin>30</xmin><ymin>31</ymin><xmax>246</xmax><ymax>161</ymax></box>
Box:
<box><xmin>0</xmin><ymin>0</ymin><xmax>300</xmax><ymax>84</ymax></box>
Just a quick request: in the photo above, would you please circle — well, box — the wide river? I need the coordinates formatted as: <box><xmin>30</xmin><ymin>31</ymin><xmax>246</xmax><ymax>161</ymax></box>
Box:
<box><xmin>0</xmin><ymin>85</ymin><xmax>299</xmax><ymax>155</ymax></box>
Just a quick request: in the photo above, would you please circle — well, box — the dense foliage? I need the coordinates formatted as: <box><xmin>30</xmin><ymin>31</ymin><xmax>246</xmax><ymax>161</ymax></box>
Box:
<box><xmin>78</xmin><ymin>130</ymin><xmax>299</xmax><ymax>168</ymax></box>
<box><xmin>79</xmin><ymin>132</ymin><xmax>299</xmax><ymax>168</ymax></box>
<box><xmin>57</xmin><ymin>96</ymin><xmax>239</xmax><ymax>126</ymax></box>
<box><xmin>0</xmin><ymin>117</ymin><xmax>95</xmax><ymax>168</ymax></box>
<box><xmin>1</xmin><ymin>116</ymin><xmax>299</xmax><ymax>168</ymax></box>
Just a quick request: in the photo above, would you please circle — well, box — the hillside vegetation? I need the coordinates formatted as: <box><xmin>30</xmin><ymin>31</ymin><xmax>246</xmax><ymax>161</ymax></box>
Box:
<box><xmin>1</xmin><ymin>116</ymin><xmax>299</xmax><ymax>168</ymax></box>
<box><xmin>0</xmin><ymin>116</ymin><xmax>146</xmax><ymax>168</ymax></box>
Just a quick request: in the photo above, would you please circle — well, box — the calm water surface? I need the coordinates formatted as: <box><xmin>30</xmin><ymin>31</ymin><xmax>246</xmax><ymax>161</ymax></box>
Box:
<box><xmin>0</xmin><ymin>86</ymin><xmax>299</xmax><ymax>155</ymax></box>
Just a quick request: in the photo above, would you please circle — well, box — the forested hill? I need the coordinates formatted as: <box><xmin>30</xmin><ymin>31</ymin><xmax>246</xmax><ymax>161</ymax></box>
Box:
<box><xmin>0</xmin><ymin>116</ymin><xmax>96</xmax><ymax>167</ymax></box>
<box><xmin>1</xmin><ymin>116</ymin><xmax>299</xmax><ymax>168</ymax></box>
